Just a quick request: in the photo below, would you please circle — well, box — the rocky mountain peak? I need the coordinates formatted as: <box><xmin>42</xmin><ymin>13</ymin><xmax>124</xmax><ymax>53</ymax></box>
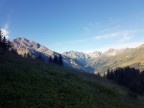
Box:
<box><xmin>13</xmin><ymin>37</ymin><xmax>41</xmax><ymax>49</ymax></box>
<box><xmin>139</xmin><ymin>44</ymin><xmax>144</xmax><ymax>48</ymax></box>
<box><xmin>12</xmin><ymin>37</ymin><xmax>54</xmax><ymax>59</ymax></box>
<box><xmin>88</xmin><ymin>51</ymin><xmax>102</xmax><ymax>58</ymax></box>
<box><xmin>63</xmin><ymin>51</ymin><xmax>90</xmax><ymax>59</ymax></box>
<box><xmin>103</xmin><ymin>48</ymin><xmax>127</xmax><ymax>56</ymax></box>
<box><xmin>103</xmin><ymin>48</ymin><xmax>119</xmax><ymax>56</ymax></box>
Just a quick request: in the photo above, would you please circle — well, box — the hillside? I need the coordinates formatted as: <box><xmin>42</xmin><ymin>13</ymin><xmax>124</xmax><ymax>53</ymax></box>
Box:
<box><xmin>1</xmin><ymin>50</ymin><xmax>144</xmax><ymax>108</ymax></box>
<box><xmin>64</xmin><ymin>46</ymin><xmax>144</xmax><ymax>74</ymax></box>
<box><xmin>90</xmin><ymin>47</ymin><xmax>144</xmax><ymax>74</ymax></box>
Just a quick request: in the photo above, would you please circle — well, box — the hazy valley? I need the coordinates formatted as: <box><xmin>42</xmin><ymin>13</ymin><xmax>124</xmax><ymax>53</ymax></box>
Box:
<box><xmin>12</xmin><ymin>37</ymin><xmax>144</xmax><ymax>74</ymax></box>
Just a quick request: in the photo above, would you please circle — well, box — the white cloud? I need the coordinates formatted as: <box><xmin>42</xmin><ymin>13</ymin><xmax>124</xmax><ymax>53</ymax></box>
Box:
<box><xmin>119</xmin><ymin>35</ymin><xmax>132</xmax><ymax>43</ymax></box>
<box><xmin>112</xmin><ymin>41</ymin><xmax>144</xmax><ymax>49</ymax></box>
<box><xmin>1</xmin><ymin>24</ymin><xmax>9</xmax><ymax>39</ymax></box>
<box><xmin>54</xmin><ymin>38</ymin><xmax>93</xmax><ymax>45</ymax></box>
<box><xmin>68</xmin><ymin>38</ymin><xmax>89</xmax><ymax>43</ymax></box>
<box><xmin>95</xmin><ymin>33</ymin><xmax>118</xmax><ymax>39</ymax></box>
<box><xmin>83</xmin><ymin>41</ymin><xmax>144</xmax><ymax>53</ymax></box>
<box><xmin>83</xmin><ymin>22</ymin><xmax>100</xmax><ymax>33</ymax></box>
<box><xmin>94</xmin><ymin>31</ymin><xmax>133</xmax><ymax>43</ymax></box>
<box><xmin>55</xmin><ymin>31</ymin><xmax>133</xmax><ymax>46</ymax></box>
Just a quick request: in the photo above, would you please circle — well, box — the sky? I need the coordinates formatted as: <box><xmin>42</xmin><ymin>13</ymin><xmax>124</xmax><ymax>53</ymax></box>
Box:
<box><xmin>0</xmin><ymin>0</ymin><xmax>144</xmax><ymax>53</ymax></box>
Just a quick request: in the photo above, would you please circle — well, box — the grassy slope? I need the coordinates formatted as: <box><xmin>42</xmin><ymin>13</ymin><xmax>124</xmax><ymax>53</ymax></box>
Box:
<box><xmin>0</xmin><ymin>50</ymin><xmax>144</xmax><ymax>108</ymax></box>
<box><xmin>91</xmin><ymin>47</ymin><xmax>144</xmax><ymax>74</ymax></box>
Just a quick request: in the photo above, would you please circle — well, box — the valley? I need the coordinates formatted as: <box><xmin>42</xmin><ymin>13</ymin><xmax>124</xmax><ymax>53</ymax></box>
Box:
<box><xmin>12</xmin><ymin>37</ymin><xmax>144</xmax><ymax>74</ymax></box>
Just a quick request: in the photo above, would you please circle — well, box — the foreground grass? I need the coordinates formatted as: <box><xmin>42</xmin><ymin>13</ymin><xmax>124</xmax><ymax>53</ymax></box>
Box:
<box><xmin>0</xmin><ymin>50</ymin><xmax>144</xmax><ymax>108</ymax></box>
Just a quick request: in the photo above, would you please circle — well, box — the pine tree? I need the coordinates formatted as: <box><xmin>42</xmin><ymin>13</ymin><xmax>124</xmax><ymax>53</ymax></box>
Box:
<box><xmin>106</xmin><ymin>68</ymin><xmax>110</xmax><ymax>79</ymax></box>
<box><xmin>2</xmin><ymin>36</ymin><xmax>7</xmax><ymax>49</ymax></box>
<box><xmin>0</xmin><ymin>28</ymin><xmax>11</xmax><ymax>50</ymax></box>
<box><xmin>53</xmin><ymin>55</ymin><xmax>58</xmax><ymax>64</ymax></box>
<box><xmin>0</xmin><ymin>29</ymin><xmax>3</xmax><ymax>46</ymax></box>
<box><xmin>36</xmin><ymin>54</ymin><xmax>42</xmax><ymax>60</ymax></box>
<box><xmin>7</xmin><ymin>40</ymin><xmax>11</xmax><ymax>49</ymax></box>
<box><xmin>49</xmin><ymin>56</ymin><xmax>53</xmax><ymax>63</ymax></box>
<box><xmin>58</xmin><ymin>54</ymin><xmax>63</xmax><ymax>66</ymax></box>
<box><xmin>97</xmin><ymin>72</ymin><xmax>100</xmax><ymax>76</ymax></box>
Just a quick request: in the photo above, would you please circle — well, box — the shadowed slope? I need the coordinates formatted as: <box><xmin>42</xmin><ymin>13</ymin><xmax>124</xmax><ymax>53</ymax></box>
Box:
<box><xmin>0</xmin><ymin>50</ymin><xmax>144</xmax><ymax>108</ymax></box>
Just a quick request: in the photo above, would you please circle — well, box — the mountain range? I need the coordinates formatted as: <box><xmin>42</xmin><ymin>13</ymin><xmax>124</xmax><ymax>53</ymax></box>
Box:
<box><xmin>12</xmin><ymin>37</ymin><xmax>144</xmax><ymax>74</ymax></box>
<box><xmin>2</xmin><ymin>44</ymin><xmax>144</xmax><ymax>108</ymax></box>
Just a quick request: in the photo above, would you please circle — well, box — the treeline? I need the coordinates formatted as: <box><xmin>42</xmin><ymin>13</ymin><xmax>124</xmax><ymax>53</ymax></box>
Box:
<box><xmin>49</xmin><ymin>54</ymin><xmax>63</xmax><ymax>66</ymax></box>
<box><xmin>29</xmin><ymin>53</ymin><xmax>63</xmax><ymax>66</ymax></box>
<box><xmin>22</xmin><ymin>50</ymin><xmax>63</xmax><ymax>66</ymax></box>
<box><xmin>105</xmin><ymin>67</ymin><xmax>144</xmax><ymax>94</ymax></box>
<box><xmin>0</xmin><ymin>28</ymin><xmax>64</xmax><ymax>66</ymax></box>
<box><xmin>0</xmin><ymin>29</ymin><xmax>11</xmax><ymax>50</ymax></box>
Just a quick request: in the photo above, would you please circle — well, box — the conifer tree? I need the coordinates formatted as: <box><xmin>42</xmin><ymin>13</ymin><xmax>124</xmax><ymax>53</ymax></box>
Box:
<box><xmin>2</xmin><ymin>36</ymin><xmax>7</xmax><ymax>49</ymax></box>
<box><xmin>58</xmin><ymin>54</ymin><xmax>63</xmax><ymax>66</ymax></box>
<box><xmin>0</xmin><ymin>29</ymin><xmax>3</xmax><ymax>46</ymax></box>
<box><xmin>53</xmin><ymin>55</ymin><xmax>58</xmax><ymax>64</ymax></box>
<box><xmin>0</xmin><ymin>28</ymin><xmax>11</xmax><ymax>50</ymax></box>
<box><xmin>49</xmin><ymin>56</ymin><xmax>53</xmax><ymax>63</ymax></box>
<box><xmin>106</xmin><ymin>68</ymin><xmax>110</xmax><ymax>79</ymax></box>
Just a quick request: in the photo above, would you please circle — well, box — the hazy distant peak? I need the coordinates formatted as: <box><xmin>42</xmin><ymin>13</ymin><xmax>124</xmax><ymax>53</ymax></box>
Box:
<box><xmin>104</xmin><ymin>48</ymin><xmax>116</xmax><ymax>53</ymax></box>
<box><xmin>105</xmin><ymin>48</ymin><xmax>116</xmax><ymax>52</ymax></box>
<box><xmin>138</xmin><ymin>44</ymin><xmax>144</xmax><ymax>48</ymax></box>
<box><xmin>103</xmin><ymin>48</ymin><xmax>126</xmax><ymax>56</ymax></box>
<box><xmin>63</xmin><ymin>50</ymin><xmax>90</xmax><ymax>59</ymax></box>
<box><xmin>88</xmin><ymin>51</ymin><xmax>102</xmax><ymax>58</ymax></box>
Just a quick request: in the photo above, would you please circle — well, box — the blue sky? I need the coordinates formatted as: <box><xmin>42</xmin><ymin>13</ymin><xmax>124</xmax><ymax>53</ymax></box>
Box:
<box><xmin>0</xmin><ymin>0</ymin><xmax>144</xmax><ymax>53</ymax></box>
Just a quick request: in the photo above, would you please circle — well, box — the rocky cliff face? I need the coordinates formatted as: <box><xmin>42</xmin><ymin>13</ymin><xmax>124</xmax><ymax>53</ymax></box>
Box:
<box><xmin>63</xmin><ymin>51</ymin><xmax>90</xmax><ymax>59</ymax></box>
<box><xmin>88</xmin><ymin>51</ymin><xmax>102</xmax><ymax>58</ymax></box>
<box><xmin>12</xmin><ymin>37</ymin><xmax>55</xmax><ymax>61</ymax></box>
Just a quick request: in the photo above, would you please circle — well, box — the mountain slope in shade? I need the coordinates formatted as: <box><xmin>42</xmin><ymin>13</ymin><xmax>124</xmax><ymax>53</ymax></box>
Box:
<box><xmin>1</xmin><ymin>50</ymin><xmax>144</xmax><ymax>108</ymax></box>
<box><xmin>63</xmin><ymin>51</ymin><xmax>90</xmax><ymax>66</ymax></box>
<box><xmin>63</xmin><ymin>51</ymin><xmax>94</xmax><ymax>73</ymax></box>
<box><xmin>12</xmin><ymin>37</ymin><xmax>94</xmax><ymax>73</ymax></box>
<box><xmin>12</xmin><ymin>37</ymin><xmax>144</xmax><ymax>74</ymax></box>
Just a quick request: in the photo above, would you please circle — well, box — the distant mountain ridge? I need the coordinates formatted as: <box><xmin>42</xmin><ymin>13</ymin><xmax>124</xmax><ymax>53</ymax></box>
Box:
<box><xmin>12</xmin><ymin>37</ymin><xmax>94</xmax><ymax>72</ymax></box>
<box><xmin>88</xmin><ymin>51</ymin><xmax>102</xmax><ymax>58</ymax></box>
<box><xmin>63</xmin><ymin>51</ymin><xmax>90</xmax><ymax>66</ymax></box>
<box><xmin>12</xmin><ymin>37</ymin><xmax>144</xmax><ymax>74</ymax></box>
